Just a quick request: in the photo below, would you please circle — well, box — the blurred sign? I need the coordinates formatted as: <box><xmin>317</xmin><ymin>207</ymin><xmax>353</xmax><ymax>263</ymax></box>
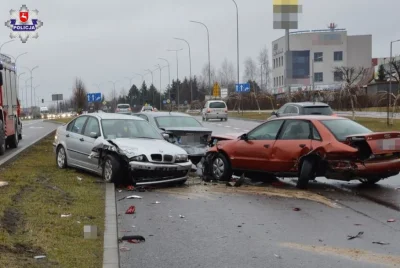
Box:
<box><xmin>221</xmin><ymin>88</ymin><xmax>228</xmax><ymax>98</ymax></box>
<box><xmin>103</xmin><ymin>100</ymin><xmax>107</xmax><ymax>105</ymax></box>
<box><xmin>235</xmin><ymin>83</ymin><xmax>250</xmax><ymax>93</ymax></box>
<box><xmin>87</xmin><ymin>93</ymin><xmax>101</xmax><ymax>103</ymax></box>
<box><xmin>184</xmin><ymin>100</ymin><xmax>187</xmax><ymax>105</ymax></box>
<box><xmin>172</xmin><ymin>100</ymin><xmax>176</xmax><ymax>105</ymax></box>
<box><xmin>163</xmin><ymin>100</ymin><xmax>166</xmax><ymax>104</ymax></box>
<box><xmin>51</xmin><ymin>94</ymin><xmax>63</xmax><ymax>101</ymax></box>
<box><xmin>167</xmin><ymin>99</ymin><xmax>170</xmax><ymax>104</ymax></box>
<box><xmin>212</xmin><ymin>82</ymin><xmax>220</xmax><ymax>97</ymax></box>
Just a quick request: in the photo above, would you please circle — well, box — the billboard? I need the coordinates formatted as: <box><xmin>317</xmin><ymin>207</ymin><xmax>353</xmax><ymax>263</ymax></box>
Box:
<box><xmin>52</xmin><ymin>94</ymin><xmax>63</xmax><ymax>101</ymax></box>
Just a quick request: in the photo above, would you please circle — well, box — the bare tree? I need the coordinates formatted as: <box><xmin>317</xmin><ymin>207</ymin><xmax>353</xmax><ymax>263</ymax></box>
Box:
<box><xmin>218</xmin><ymin>58</ymin><xmax>235</xmax><ymax>87</ymax></box>
<box><xmin>200</xmin><ymin>63</ymin><xmax>217</xmax><ymax>95</ymax></box>
<box><xmin>258</xmin><ymin>46</ymin><xmax>271</xmax><ymax>91</ymax></box>
<box><xmin>108</xmin><ymin>88</ymin><xmax>117</xmax><ymax>111</ymax></box>
<box><xmin>243</xmin><ymin>57</ymin><xmax>258</xmax><ymax>82</ymax></box>
<box><xmin>120</xmin><ymin>88</ymin><xmax>127</xmax><ymax>98</ymax></box>
<box><xmin>333</xmin><ymin>66</ymin><xmax>365</xmax><ymax>119</ymax></box>
<box><xmin>72</xmin><ymin>78</ymin><xmax>87</xmax><ymax>113</ymax></box>
<box><xmin>385</xmin><ymin>58</ymin><xmax>400</xmax><ymax>85</ymax></box>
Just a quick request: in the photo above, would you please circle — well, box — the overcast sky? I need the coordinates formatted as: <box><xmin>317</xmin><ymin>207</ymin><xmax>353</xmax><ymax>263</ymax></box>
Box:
<box><xmin>1</xmin><ymin>0</ymin><xmax>400</xmax><ymax>106</ymax></box>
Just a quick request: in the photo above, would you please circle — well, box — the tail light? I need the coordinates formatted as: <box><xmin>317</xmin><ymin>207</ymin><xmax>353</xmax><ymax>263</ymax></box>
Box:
<box><xmin>128</xmin><ymin>108</ymin><xmax>131</xmax><ymax>111</ymax></box>
<box><xmin>224</xmin><ymin>109</ymin><xmax>228</xmax><ymax>113</ymax></box>
<box><xmin>116</xmin><ymin>108</ymin><xmax>120</xmax><ymax>112</ymax></box>
<box><xmin>332</xmin><ymin>113</ymin><xmax>337</xmax><ymax>116</ymax></box>
<box><xmin>207</xmin><ymin>109</ymin><xmax>211</xmax><ymax>113</ymax></box>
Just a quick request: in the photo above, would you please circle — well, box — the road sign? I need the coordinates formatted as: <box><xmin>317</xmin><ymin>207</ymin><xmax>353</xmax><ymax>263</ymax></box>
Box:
<box><xmin>51</xmin><ymin>94</ymin><xmax>63</xmax><ymax>101</ymax></box>
<box><xmin>167</xmin><ymin>99</ymin><xmax>170</xmax><ymax>104</ymax></box>
<box><xmin>102</xmin><ymin>100</ymin><xmax>107</xmax><ymax>105</ymax></box>
<box><xmin>235</xmin><ymin>83</ymin><xmax>250</xmax><ymax>93</ymax></box>
<box><xmin>184</xmin><ymin>100</ymin><xmax>187</xmax><ymax>105</ymax></box>
<box><xmin>213</xmin><ymin>82</ymin><xmax>220</xmax><ymax>97</ymax></box>
<box><xmin>87</xmin><ymin>93</ymin><xmax>102</xmax><ymax>103</ymax></box>
<box><xmin>163</xmin><ymin>100</ymin><xmax>166</xmax><ymax>104</ymax></box>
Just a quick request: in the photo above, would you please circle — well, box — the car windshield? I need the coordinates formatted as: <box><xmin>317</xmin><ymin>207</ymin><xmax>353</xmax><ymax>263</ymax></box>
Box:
<box><xmin>101</xmin><ymin>119</ymin><xmax>162</xmax><ymax>139</ymax></box>
<box><xmin>117</xmin><ymin>104</ymin><xmax>130</xmax><ymax>109</ymax></box>
<box><xmin>155</xmin><ymin>116</ymin><xmax>202</xmax><ymax>128</ymax></box>
<box><xmin>209</xmin><ymin>102</ymin><xmax>226</xmax><ymax>108</ymax></box>
<box><xmin>320</xmin><ymin>119</ymin><xmax>372</xmax><ymax>141</ymax></box>
<box><xmin>303</xmin><ymin>106</ymin><xmax>333</xmax><ymax>115</ymax></box>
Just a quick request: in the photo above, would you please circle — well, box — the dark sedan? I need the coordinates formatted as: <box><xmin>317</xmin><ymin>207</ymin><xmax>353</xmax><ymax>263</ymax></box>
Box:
<box><xmin>133</xmin><ymin>112</ymin><xmax>212</xmax><ymax>165</ymax></box>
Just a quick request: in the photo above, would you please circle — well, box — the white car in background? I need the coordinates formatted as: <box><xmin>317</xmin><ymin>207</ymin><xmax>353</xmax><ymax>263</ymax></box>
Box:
<box><xmin>201</xmin><ymin>100</ymin><xmax>228</xmax><ymax>121</ymax></box>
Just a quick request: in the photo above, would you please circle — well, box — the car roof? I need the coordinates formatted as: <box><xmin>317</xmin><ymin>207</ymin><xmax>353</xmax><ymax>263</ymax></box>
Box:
<box><xmin>269</xmin><ymin>115</ymin><xmax>347</xmax><ymax>121</ymax></box>
<box><xmin>285</xmin><ymin>102</ymin><xmax>329</xmax><ymax>107</ymax></box>
<box><xmin>207</xmin><ymin>100</ymin><xmax>226</xmax><ymax>103</ymax></box>
<box><xmin>88</xmin><ymin>113</ymin><xmax>144</xmax><ymax>121</ymax></box>
<box><xmin>117</xmin><ymin>103</ymin><xmax>130</xmax><ymax>106</ymax></box>
<box><xmin>137</xmin><ymin>112</ymin><xmax>191</xmax><ymax>118</ymax></box>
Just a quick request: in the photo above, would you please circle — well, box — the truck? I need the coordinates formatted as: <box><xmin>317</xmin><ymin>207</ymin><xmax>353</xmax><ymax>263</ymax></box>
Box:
<box><xmin>40</xmin><ymin>106</ymin><xmax>49</xmax><ymax>118</ymax></box>
<box><xmin>0</xmin><ymin>53</ymin><xmax>22</xmax><ymax>155</ymax></box>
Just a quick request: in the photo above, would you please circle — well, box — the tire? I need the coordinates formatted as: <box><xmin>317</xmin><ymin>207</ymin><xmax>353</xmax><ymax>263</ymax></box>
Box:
<box><xmin>102</xmin><ymin>155</ymin><xmax>121</xmax><ymax>183</ymax></box>
<box><xmin>359</xmin><ymin>177</ymin><xmax>381</xmax><ymax>185</ymax></box>
<box><xmin>202</xmin><ymin>116</ymin><xmax>205</xmax><ymax>121</ymax></box>
<box><xmin>0</xmin><ymin>121</ymin><xmax>5</xmax><ymax>156</ymax></box>
<box><xmin>220</xmin><ymin>118</ymin><xmax>223</xmax><ymax>121</ymax></box>
<box><xmin>211</xmin><ymin>153</ymin><xmax>232</xmax><ymax>181</ymax></box>
<box><xmin>8</xmin><ymin>124</ymin><xmax>19</xmax><ymax>149</ymax></box>
<box><xmin>225</xmin><ymin>118</ymin><xmax>228</xmax><ymax>121</ymax></box>
<box><xmin>297</xmin><ymin>158</ymin><xmax>315</xmax><ymax>189</ymax></box>
<box><xmin>176</xmin><ymin>179</ymin><xmax>187</xmax><ymax>186</ymax></box>
<box><xmin>56</xmin><ymin>145</ymin><xmax>68</xmax><ymax>168</ymax></box>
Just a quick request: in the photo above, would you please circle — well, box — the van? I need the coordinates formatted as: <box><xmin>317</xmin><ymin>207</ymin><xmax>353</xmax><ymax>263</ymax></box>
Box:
<box><xmin>201</xmin><ymin>100</ymin><xmax>228</xmax><ymax>121</ymax></box>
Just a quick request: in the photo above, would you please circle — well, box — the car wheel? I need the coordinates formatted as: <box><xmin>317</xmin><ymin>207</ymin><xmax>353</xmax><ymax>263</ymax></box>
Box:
<box><xmin>212</xmin><ymin>153</ymin><xmax>232</xmax><ymax>181</ymax></box>
<box><xmin>0</xmin><ymin>121</ymin><xmax>5</xmax><ymax>156</ymax></box>
<box><xmin>18</xmin><ymin>133</ymin><xmax>22</xmax><ymax>140</ymax></box>
<box><xmin>56</xmin><ymin>146</ymin><xmax>68</xmax><ymax>169</ymax></box>
<box><xmin>359</xmin><ymin>177</ymin><xmax>381</xmax><ymax>185</ymax></box>
<box><xmin>297</xmin><ymin>158</ymin><xmax>314</xmax><ymax>189</ymax></box>
<box><xmin>225</xmin><ymin>118</ymin><xmax>228</xmax><ymax>121</ymax></box>
<box><xmin>102</xmin><ymin>155</ymin><xmax>120</xmax><ymax>183</ymax></box>
<box><xmin>202</xmin><ymin>116</ymin><xmax>205</xmax><ymax>121</ymax></box>
<box><xmin>8</xmin><ymin>124</ymin><xmax>19</xmax><ymax>149</ymax></box>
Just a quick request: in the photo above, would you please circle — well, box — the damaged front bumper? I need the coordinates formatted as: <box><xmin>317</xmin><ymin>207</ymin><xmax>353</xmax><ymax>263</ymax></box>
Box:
<box><xmin>129</xmin><ymin>161</ymin><xmax>192</xmax><ymax>185</ymax></box>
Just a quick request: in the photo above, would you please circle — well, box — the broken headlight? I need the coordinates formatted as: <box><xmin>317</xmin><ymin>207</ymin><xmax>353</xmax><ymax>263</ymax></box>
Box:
<box><xmin>131</xmin><ymin>155</ymin><xmax>148</xmax><ymax>162</ymax></box>
<box><xmin>176</xmin><ymin>154</ymin><xmax>188</xmax><ymax>162</ymax></box>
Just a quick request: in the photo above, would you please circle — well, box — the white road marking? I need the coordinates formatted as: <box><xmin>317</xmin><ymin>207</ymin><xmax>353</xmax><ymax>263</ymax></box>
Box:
<box><xmin>29</xmin><ymin>126</ymin><xmax>44</xmax><ymax>129</ymax></box>
<box><xmin>217</xmin><ymin>124</ymin><xmax>222</xmax><ymax>126</ymax></box>
<box><xmin>244</xmin><ymin>129</ymin><xmax>249</xmax><ymax>132</ymax></box>
<box><xmin>225</xmin><ymin>126</ymin><xmax>231</xmax><ymax>128</ymax></box>
<box><xmin>234</xmin><ymin>128</ymin><xmax>240</xmax><ymax>130</ymax></box>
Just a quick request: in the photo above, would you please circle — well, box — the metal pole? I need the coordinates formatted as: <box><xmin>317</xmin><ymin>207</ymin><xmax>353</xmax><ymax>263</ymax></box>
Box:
<box><xmin>190</xmin><ymin>21</ymin><xmax>211</xmax><ymax>95</ymax></box>
<box><xmin>158</xmin><ymin>58</ymin><xmax>171</xmax><ymax>99</ymax></box>
<box><xmin>174</xmin><ymin>38</ymin><xmax>193</xmax><ymax>103</ymax></box>
<box><xmin>284</xmin><ymin>29</ymin><xmax>290</xmax><ymax>99</ymax></box>
<box><xmin>232</xmin><ymin>0</ymin><xmax>239</xmax><ymax>86</ymax></box>
<box><xmin>260</xmin><ymin>63</ymin><xmax>263</xmax><ymax>91</ymax></box>
<box><xmin>145</xmin><ymin>69</ymin><xmax>155</xmax><ymax>105</ymax></box>
<box><xmin>167</xmin><ymin>49</ymin><xmax>183</xmax><ymax>109</ymax></box>
<box><xmin>157</xmin><ymin>64</ymin><xmax>162</xmax><ymax>110</ymax></box>
<box><xmin>388</xmin><ymin>42</ymin><xmax>393</xmax><ymax>126</ymax></box>
<box><xmin>312</xmin><ymin>56</ymin><xmax>314</xmax><ymax>90</ymax></box>
<box><xmin>0</xmin><ymin>40</ymin><xmax>15</xmax><ymax>54</ymax></box>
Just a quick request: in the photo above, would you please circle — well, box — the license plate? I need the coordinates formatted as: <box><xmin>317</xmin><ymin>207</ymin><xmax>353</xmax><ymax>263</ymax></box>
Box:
<box><xmin>378</xmin><ymin>139</ymin><xmax>400</xmax><ymax>150</ymax></box>
<box><xmin>155</xmin><ymin>167</ymin><xmax>177</xmax><ymax>171</ymax></box>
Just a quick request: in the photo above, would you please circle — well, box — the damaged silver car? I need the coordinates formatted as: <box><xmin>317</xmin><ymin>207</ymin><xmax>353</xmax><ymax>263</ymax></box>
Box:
<box><xmin>53</xmin><ymin>113</ymin><xmax>192</xmax><ymax>185</ymax></box>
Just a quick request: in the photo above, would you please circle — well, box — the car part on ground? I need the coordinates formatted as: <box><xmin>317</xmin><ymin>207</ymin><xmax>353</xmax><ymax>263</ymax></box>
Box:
<box><xmin>202</xmin><ymin>115</ymin><xmax>400</xmax><ymax>188</ymax></box>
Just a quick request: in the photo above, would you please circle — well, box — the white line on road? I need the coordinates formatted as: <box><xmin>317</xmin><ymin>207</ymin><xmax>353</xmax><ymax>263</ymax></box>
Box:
<box><xmin>225</xmin><ymin>126</ymin><xmax>231</xmax><ymax>128</ymax></box>
<box><xmin>234</xmin><ymin>128</ymin><xmax>240</xmax><ymax>130</ymax></box>
<box><xmin>217</xmin><ymin>124</ymin><xmax>222</xmax><ymax>126</ymax></box>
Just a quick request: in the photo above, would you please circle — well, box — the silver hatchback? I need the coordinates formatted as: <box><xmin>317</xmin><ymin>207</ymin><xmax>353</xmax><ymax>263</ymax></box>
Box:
<box><xmin>201</xmin><ymin>100</ymin><xmax>228</xmax><ymax>121</ymax></box>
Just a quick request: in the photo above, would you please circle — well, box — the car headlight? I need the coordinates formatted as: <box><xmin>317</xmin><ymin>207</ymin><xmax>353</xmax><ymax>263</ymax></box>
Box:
<box><xmin>176</xmin><ymin>154</ymin><xmax>188</xmax><ymax>162</ymax></box>
<box><xmin>131</xmin><ymin>155</ymin><xmax>147</xmax><ymax>162</ymax></box>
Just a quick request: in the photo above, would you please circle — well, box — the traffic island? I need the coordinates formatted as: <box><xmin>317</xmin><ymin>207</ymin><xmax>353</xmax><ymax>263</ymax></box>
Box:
<box><xmin>0</xmin><ymin>134</ymin><xmax>105</xmax><ymax>268</ymax></box>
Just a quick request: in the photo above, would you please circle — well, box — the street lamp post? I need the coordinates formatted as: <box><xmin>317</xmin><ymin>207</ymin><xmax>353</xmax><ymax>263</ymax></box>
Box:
<box><xmin>174</xmin><ymin>37</ymin><xmax>193</xmax><ymax>103</ymax></box>
<box><xmin>158</xmin><ymin>58</ymin><xmax>171</xmax><ymax>99</ymax></box>
<box><xmin>134</xmin><ymin>73</ymin><xmax>145</xmax><ymax>104</ymax></box>
<box><xmin>24</xmin><ymin>78</ymin><xmax>30</xmax><ymax>112</ymax></box>
<box><xmin>108</xmin><ymin>80</ymin><xmax>119</xmax><ymax>110</ymax></box>
<box><xmin>0</xmin><ymin>40</ymin><xmax>15</xmax><ymax>54</ymax></box>
<box><xmin>388</xmin><ymin>39</ymin><xmax>400</xmax><ymax>126</ymax></box>
<box><xmin>145</xmin><ymin>69</ymin><xmax>155</xmax><ymax>105</ymax></box>
<box><xmin>167</xmin><ymin>48</ymin><xmax>183</xmax><ymax>109</ymax></box>
<box><xmin>190</xmin><ymin>20</ymin><xmax>211</xmax><ymax>95</ymax></box>
<box><xmin>124</xmin><ymin>76</ymin><xmax>135</xmax><ymax>91</ymax></box>
<box><xmin>22</xmin><ymin>66</ymin><xmax>39</xmax><ymax>114</ymax></box>
<box><xmin>18</xmin><ymin>72</ymin><xmax>26</xmax><ymax>105</ymax></box>
<box><xmin>231</xmin><ymin>0</ymin><xmax>240</xmax><ymax>85</ymax></box>
<box><xmin>33</xmin><ymin>85</ymin><xmax>40</xmax><ymax>108</ymax></box>
<box><xmin>155</xmin><ymin>64</ymin><xmax>163</xmax><ymax>110</ymax></box>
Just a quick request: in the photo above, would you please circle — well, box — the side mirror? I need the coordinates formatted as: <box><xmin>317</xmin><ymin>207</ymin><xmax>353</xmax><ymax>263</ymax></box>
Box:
<box><xmin>89</xmin><ymin>132</ymin><xmax>99</xmax><ymax>138</ymax></box>
<box><xmin>271</xmin><ymin>111</ymin><xmax>277</xmax><ymax>116</ymax></box>
<box><xmin>240</xmin><ymin>133</ymin><xmax>248</xmax><ymax>141</ymax></box>
<box><xmin>162</xmin><ymin>133</ymin><xmax>169</xmax><ymax>140</ymax></box>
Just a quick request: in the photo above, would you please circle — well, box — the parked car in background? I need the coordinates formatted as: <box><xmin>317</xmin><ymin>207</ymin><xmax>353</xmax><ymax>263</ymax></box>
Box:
<box><xmin>267</xmin><ymin>102</ymin><xmax>335</xmax><ymax>120</ymax></box>
<box><xmin>53</xmin><ymin>113</ymin><xmax>192</xmax><ymax>185</ymax></box>
<box><xmin>201</xmin><ymin>100</ymin><xmax>228</xmax><ymax>121</ymax></box>
<box><xmin>133</xmin><ymin>112</ymin><xmax>212</xmax><ymax>165</ymax></box>
<box><xmin>141</xmin><ymin>105</ymin><xmax>154</xmax><ymax>112</ymax></box>
<box><xmin>203</xmin><ymin>115</ymin><xmax>400</xmax><ymax>189</ymax></box>
<box><xmin>115</xmin><ymin>103</ymin><xmax>132</xmax><ymax>114</ymax></box>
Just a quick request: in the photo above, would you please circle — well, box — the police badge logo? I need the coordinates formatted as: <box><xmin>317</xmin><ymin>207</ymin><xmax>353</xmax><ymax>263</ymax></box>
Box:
<box><xmin>5</xmin><ymin>5</ymin><xmax>43</xmax><ymax>43</ymax></box>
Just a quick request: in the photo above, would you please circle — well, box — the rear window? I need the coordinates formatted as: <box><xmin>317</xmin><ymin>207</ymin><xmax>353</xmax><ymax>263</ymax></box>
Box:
<box><xmin>320</xmin><ymin>119</ymin><xmax>372</xmax><ymax>141</ymax></box>
<box><xmin>209</xmin><ymin>102</ymin><xmax>226</xmax><ymax>108</ymax></box>
<box><xmin>155</xmin><ymin>116</ymin><xmax>202</xmax><ymax>128</ymax></box>
<box><xmin>143</xmin><ymin>106</ymin><xmax>153</xmax><ymax>110</ymax></box>
<box><xmin>118</xmin><ymin>104</ymin><xmax>130</xmax><ymax>108</ymax></box>
<box><xmin>303</xmin><ymin>106</ymin><xmax>333</xmax><ymax>115</ymax></box>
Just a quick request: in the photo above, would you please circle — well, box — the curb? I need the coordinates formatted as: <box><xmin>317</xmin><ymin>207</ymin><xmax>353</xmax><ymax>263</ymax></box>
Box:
<box><xmin>0</xmin><ymin>129</ymin><xmax>56</xmax><ymax>167</ymax></box>
<box><xmin>229</xmin><ymin>117</ymin><xmax>264</xmax><ymax>123</ymax></box>
<box><xmin>103</xmin><ymin>183</ymin><xmax>120</xmax><ymax>268</ymax></box>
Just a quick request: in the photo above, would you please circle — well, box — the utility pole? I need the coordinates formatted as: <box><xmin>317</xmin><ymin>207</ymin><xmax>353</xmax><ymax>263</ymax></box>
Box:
<box><xmin>167</xmin><ymin>48</ymin><xmax>183</xmax><ymax>110</ymax></box>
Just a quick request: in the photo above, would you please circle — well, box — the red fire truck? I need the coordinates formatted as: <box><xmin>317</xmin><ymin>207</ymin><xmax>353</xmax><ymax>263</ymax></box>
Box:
<box><xmin>0</xmin><ymin>53</ymin><xmax>22</xmax><ymax>155</ymax></box>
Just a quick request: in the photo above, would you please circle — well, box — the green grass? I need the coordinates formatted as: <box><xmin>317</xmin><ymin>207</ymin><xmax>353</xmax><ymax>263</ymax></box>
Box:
<box><xmin>0</xmin><ymin>134</ymin><xmax>105</xmax><ymax>268</ymax></box>
<box><xmin>228</xmin><ymin>111</ymin><xmax>268</xmax><ymax>120</ymax></box>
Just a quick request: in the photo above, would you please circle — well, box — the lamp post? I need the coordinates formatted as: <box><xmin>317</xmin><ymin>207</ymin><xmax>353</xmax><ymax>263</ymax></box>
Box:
<box><xmin>231</xmin><ymin>0</ymin><xmax>240</xmax><ymax>85</ymax></box>
<box><xmin>18</xmin><ymin>72</ymin><xmax>26</xmax><ymax>105</ymax></box>
<box><xmin>388</xmin><ymin>39</ymin><xmax>400</xmax><ymax>126</ymax></box>
<box><xmin>33</xmin><ymin>85</ymin><xmax>40</xmax><ymax>107</ymax></box>
<box><xmin>145</xmin><ymin>69</ymin><xmax>156</xmax><ymax>105</ymax></box>
<box><xmin>0</xmin><ymin>40</ymin><xmax>15</xmax><ymax>54</ymax></box>
<box><xmin>24</xmin><ymin>77</ymin><xmax>31</xmax><ymax>112</ymax></box>
<box><xmin>154</xmin><ymin>64</ymin><xmax>163</xmax><ymax>110</ymax></box>
<box><xmin>167</xmin><ymin>49</ymin><xmax>183</xmax><ymax>109</ymax></box>
<box><xmin>158</xmin><ymin>58</ymin><xmax>171</xmax><ymax>99</ymax></box>
<box><xmin>22</xmin><ymin>66</ymin><xmax>39</xmax><ymax>113</ymax></box>
<box><xmin>174</xmin><ymin>37</ymin><xmax>193</xmax><ymax>103</ymax></box>
<box><xmin>108</xmin><ymin>80</ymin><xmax>119</xmax><ymax>110</ymax></box>
<box><xmin>190</xmin><ymin>20</ymin><xmax>211</xmax><ymax>95</ymax></box>
<box><xmin>134</xmin><ymin>73</ymin><xmax>145</xmax><ymax>103</ymax></box>
<box><xmin>124</xmin><ymin>76</ymin><xmax>135</xmax><ymax>91</ymax></box>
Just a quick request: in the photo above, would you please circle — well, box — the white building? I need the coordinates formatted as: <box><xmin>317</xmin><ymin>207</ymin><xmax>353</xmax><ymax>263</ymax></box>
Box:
<box><xmin>271</xmin><ymin>25</ymin><xmax>372</xmax><ymax>95</ymax></box>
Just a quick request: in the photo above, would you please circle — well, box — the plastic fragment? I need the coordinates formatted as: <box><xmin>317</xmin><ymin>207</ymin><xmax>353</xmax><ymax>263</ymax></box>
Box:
<box><xmin>34</xmin><ymin>255</ymin><xmax>46</xmax><ymax>259</ymax></box>
<box><xmin>373</xmin><ymin>241</ymin><xmax>390</xmax><ymax>245</ymax></box>
<box><xmin>179</xmin><ymin>215</ymin><xmax>185</xmax><ymax>218</ymax></box>
<box><xmin>387</xmin><ymin>219</ymin><xmax>396</xmax><ymax>223</ymax></box>
<box><xmin>274</xmin><ymin>254</ymin><xmax>281</xmax><ymax>259</ymax></box>
<box><xmin>293</xmin><ymin>208</ymin><xmax>301</xmax><ymax>211</ymax></box>
<box><xmin>121</xmin><ymin>235</ymin><xmax>145</xmax><ymax>244</ymax></box>
<box><xmin>126</xmin><ymin>195</ymin><xmax>142</xmax><ymax>199</ymax></box>
<box><xmin>152</xmin><ymin>201</ymin><xmax>161</xmax><ymax>204</ymax></box>
<box><xmin>347</xmin><ymin>231</ymin><xmax>363</xmax><ymax>240</ymax></box>
<box><xmin>125</xmin><ymin>206</ymin><xmax>136</xmax><ymax>214</ymax></box>
<box><xmin>61</xmin><ymin>214</ymin><xmax>71</xmax><ymax>218</ymax></box>
<box><xmin>127</xmin><ymin>185</ymin><xmax>135</xmax><ymax>191</ymax></box>
<box><xmin>0</xmin><ymin>181</ymin><xmax>9</xmax><ymax>187</ymax></box>
<box><xmin>120</xmin><ymin>246</ymin><xmax>131</xmax><ymax>251</ymax></box>
<box><xmin>77</xmin><ymin>177</ymin><xmax>83</xmax><ymax>181</ymax></box>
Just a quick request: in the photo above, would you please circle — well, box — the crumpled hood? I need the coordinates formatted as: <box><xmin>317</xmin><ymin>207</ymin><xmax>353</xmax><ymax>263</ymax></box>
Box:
<box><xmin>107</xmin><ymin>138</ymin><xmax>187</xmax><ymax>158</ymax></box>
<box><xmin>163</xmin><ymin>126</ymin><xmax>212</xmax><ymax>134</ymax></box>
<box><xmin>212</xmin><ymin>132</ymin><xmax>244</xmax><ymax>140</ymax></box>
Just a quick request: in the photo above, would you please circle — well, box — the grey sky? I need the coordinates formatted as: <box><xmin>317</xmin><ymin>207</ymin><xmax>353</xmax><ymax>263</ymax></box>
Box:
<box><xmin>1</xmin><ymin>0</ymin><xmax>400</xmax><ymax>105</ymax></box>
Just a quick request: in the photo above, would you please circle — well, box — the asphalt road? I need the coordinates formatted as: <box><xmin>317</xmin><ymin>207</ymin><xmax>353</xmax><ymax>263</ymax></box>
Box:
<box><xmin>193</xmin><ymin>116</ymin><xmax>400</xmax><ymax>211</ymax></box>
<box><xmin>117</xmin><ymin>179</ymin><xmax>400</xmax><ymax>268</ymax></box>
<box><xmin>0</xmin><ymin>119</ymin><xmax>60</xmax><ymax>165</ymax></box>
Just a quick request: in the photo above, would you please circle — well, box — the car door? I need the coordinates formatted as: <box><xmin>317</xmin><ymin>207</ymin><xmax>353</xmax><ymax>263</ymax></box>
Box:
<box><xmin>230</xmin><ymin>120</ymin><xmax>285</xmax><ymax>171</ymax></box>
<box><xmin>66</xmin><ymin>116</ymin><xmax>89</xmax><ymax>166</ymax></box>
<box><xmin>80</xmin><ymin>116</ymin><xmax>102</xmax><ymax>170</ymax></box>
<box><xmin>271</xmin><ymin>119</ymin><xmax>313</xmax><ymax>172</ymax></box>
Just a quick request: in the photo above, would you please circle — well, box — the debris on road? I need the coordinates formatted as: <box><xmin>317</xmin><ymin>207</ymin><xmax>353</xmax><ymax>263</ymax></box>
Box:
<box><xmin>387</xmin><ymin>219</ymin><xmax>396</xmax><ymax>223</ymax></box>
<box><xmin>347</xmin><ymin>231</ymin><xmax>364</xmax><ymax>240</ymax></box>
<box><xmin>354</xmin><ymin>224</ymin><xmax>362</xmax><ymax>226</ymax></box>
<box><xmin>373</xmin><ymin>241</ymin><xmax>390</xmax><ymax>245</ymax></box>
<box><xmin>120</xmin><ymin>235</ymin><xmax>146</xmax><ymax>244</ymax></box>
<box><xmin>152</xmin><ymin>201</ymin><xmax>161</xmax><ymax>204</ymax></box>
<box><xmin>125</xmin><ymin>206</ymin><xmax>136</xmax><ymax>214</ymax></box>
<box><xmin>0</xmin><ymin>181</ymin><xmax>9</xmax><ymax>187</ymax></box>
<box><xmin>179</xmin><ymin>215</ymin><xmax>185</xmax><ymax>218</ymax></box>
<box><xmin>274</xmin><ymin>254</ymin><xmax>281</xmax><ymax>259</ymax></box>
<box><xmin>77</xmin><ymin>177</ymin><xmax>83</xmax><ymax>181</ymax></box>
<box><xmin>237</xmin><ymin>225</ymin><xmax>242</xmax><ymax>228</ymax></box>
<box><xmin>120</xmin><ymin>246</ymin><xmax>131</xmax><ymax>251</ymax></box>
<box><xmin>34</xmin><ymin>255</ymin><xmax>46</xmax><ymax>259</ymax></box>
<box><xmin>61</xmin><ymin>214</ymin><xmax>71</xmax><ymax>218</ymax></box>
<box><xmin>127</xmin><ymin>185</ymin><xmax>135</xmax><ymax>191</ymax></box>
<box><xmin>118</xmin><ymin>195</ymin><xmax>143</xmax><ymax>201</ymax></box>
<box><xmin>293</xmin><ymin>208</ymin><xmax>301</xmax><ymax>211</ymax></box>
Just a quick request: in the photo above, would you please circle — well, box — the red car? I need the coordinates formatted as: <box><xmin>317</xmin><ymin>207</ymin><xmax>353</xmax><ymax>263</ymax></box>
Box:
<box><xmin>203</xmin><ymin>115</ymin><xmax>400</xmax><ymax>189</ymax></box>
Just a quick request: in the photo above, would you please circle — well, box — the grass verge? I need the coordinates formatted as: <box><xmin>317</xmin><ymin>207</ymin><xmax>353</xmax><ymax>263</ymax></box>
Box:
<box><xmin>0</xmin><ymin>134</ymin><xmax>105</xmax><ymax>268</ymax></box>
<box><xmin>228</xmin><ymin>112</ymin><xmax>400</xmax><ymax>132</ymax></box>
<box><xmin>48</xmin><ymin>117</ymin><xmax>75</xmax><ymax>124</ymax></box>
